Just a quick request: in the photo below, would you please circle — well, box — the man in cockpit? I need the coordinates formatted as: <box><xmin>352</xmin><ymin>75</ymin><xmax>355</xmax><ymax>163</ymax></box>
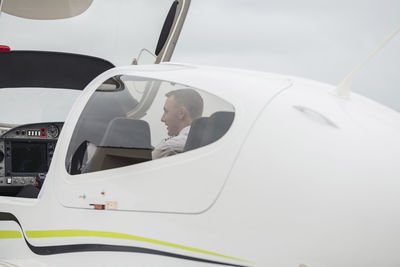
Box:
<box><xmin>152</xmin><ymin>89</ymin><xmax>203</xmax><ymax>159</ymax></box>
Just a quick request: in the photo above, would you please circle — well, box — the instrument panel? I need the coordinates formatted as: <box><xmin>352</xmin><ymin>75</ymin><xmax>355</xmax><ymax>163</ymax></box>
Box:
<box><xmin>0</xmin><ymin>122</ymin><xmax>63</xmax><ymax>196</ymax></box>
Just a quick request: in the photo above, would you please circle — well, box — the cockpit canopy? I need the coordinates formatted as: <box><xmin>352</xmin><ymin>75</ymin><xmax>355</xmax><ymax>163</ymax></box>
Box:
<box><xmin>65</xmin><ymin>75</ymin><xmax>235</xmax><ymax>175</ymax></box>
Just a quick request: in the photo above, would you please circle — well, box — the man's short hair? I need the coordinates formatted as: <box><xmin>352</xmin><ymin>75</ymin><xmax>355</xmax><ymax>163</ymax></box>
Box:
<box><xmin>166</xmin><ymin>89</ymin><xmax>204</xmax><ymax>119</ymax></box>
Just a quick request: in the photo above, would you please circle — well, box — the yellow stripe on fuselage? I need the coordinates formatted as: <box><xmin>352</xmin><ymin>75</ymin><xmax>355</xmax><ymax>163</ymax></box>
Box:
<box><xmin>0</xmin><ymin>230</ymin><xmax>22</xmax><ymax>239</ymax></box>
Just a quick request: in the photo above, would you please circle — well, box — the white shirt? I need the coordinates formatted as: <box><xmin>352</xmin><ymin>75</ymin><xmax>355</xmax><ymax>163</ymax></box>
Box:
<box><xmin>152</xmin><ymin>126</ymin><xmax>190</xmax><ymax>159</ymax></box>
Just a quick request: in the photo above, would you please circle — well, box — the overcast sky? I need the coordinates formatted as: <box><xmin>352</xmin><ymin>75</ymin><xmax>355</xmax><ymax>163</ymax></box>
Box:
<box><xmin>173</xmin><ymin>0</ymin><xmax>400</xmax><ymax>111</ymax></box>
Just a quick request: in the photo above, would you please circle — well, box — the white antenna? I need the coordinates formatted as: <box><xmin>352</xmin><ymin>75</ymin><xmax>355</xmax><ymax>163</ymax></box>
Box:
<box><xmin>335</xmin><ymin>26</ymin><xmax>400</xmax><ymax>99</ymax></box>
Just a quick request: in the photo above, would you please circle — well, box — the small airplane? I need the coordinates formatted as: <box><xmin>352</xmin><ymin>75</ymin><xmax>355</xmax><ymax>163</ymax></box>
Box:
<box><xmin>0</xmin><ymin>1</ymin><xmax>400</xmax><ymax>267</ymax></box>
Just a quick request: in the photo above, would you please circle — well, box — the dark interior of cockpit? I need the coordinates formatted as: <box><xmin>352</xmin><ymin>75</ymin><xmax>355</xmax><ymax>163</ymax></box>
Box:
<box><xmin>0</xmin><ymin>51</ymin><xmax>116</xmax><ymax>198</ymax></box>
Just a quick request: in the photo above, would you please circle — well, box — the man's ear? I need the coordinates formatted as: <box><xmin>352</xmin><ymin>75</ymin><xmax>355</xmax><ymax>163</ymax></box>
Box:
<box><xmin>178</xmin><ymin>106</ymin><xmax>187</xmax><ymax>119</ymax></box>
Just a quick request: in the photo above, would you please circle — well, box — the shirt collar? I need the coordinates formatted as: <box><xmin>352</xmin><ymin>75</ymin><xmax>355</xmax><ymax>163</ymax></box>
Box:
<box><xmin>179</xmin><ymin>125</ymin><xmax>191</xmax><ymax>136</ymax></box>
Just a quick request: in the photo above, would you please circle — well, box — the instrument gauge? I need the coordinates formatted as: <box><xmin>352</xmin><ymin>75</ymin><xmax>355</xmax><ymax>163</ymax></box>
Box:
<box><xmin>47</xmin><ymin>125</ymin><xmax>59</xmax><ymax>138</ymax></box>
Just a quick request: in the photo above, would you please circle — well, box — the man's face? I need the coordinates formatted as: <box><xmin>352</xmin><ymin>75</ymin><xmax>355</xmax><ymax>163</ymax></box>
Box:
<box><xmin>161</xmin><ymin>96</ymin><xmax>182</xmax><ymax>136</ymax></box>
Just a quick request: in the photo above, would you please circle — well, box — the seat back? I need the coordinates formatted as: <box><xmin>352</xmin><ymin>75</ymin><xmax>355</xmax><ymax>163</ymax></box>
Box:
<box><xmin>184</xmin><ymin>111</ymin><xmax>234</xmax><ymax>152</ymax></box>
<box><xmin>86</xmin><ymin>118</ymin><xmax>152</xmax><ymax>172</ymax></box>
<box><xmin>100</xmin><ymin>117</ymin><xmax>152</xmax><ymax>149</ymax></box>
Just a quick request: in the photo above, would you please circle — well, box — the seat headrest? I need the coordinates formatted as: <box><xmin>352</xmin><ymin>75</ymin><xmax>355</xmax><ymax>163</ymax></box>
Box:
<box><xmin>184</xmin><ymin>111</ymin><xmax>234</xmax><ymax>152</ymax></box>
<box><xmin>100</xmin><ymin>118</ymin><xmax>152</xmax><ymax>149</ymax></box>
<box><xmin>209</xmin><ymin>111</ymin><xmax>235</xmax><ymax>141</ymax></box>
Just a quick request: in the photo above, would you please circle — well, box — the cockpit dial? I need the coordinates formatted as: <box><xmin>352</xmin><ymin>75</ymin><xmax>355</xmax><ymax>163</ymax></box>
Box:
<box><xmin>47</xmin><ymin>125</ymin><xmax>59</xmax><ymax>138</ymax></box>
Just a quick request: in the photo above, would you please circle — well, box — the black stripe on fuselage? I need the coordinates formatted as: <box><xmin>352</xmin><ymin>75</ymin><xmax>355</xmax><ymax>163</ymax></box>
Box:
<box><xmin>0</xmin><ymin>212</ymin><xmax>249</xmax><ymax>267</ymax></box>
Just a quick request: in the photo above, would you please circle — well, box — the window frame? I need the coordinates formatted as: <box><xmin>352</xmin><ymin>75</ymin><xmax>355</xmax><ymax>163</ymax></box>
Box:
<box><xmin>51</xmin><ymin>68</ymin><xmax>244</xmax><ymax>213</ymax></box>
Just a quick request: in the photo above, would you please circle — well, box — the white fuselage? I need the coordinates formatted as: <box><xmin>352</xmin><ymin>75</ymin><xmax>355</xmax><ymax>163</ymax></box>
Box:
<box><xmin>0</xmin><ymin>64</ymin><xmax>399</xmax><ymax>267</ymax></box>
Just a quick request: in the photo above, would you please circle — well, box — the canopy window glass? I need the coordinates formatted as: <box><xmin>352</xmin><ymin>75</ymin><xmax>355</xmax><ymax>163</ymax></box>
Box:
<box><xmin>66</xmin><ymin>76</ymin><xmax>235</xmax><ymax>175</ymax></box>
